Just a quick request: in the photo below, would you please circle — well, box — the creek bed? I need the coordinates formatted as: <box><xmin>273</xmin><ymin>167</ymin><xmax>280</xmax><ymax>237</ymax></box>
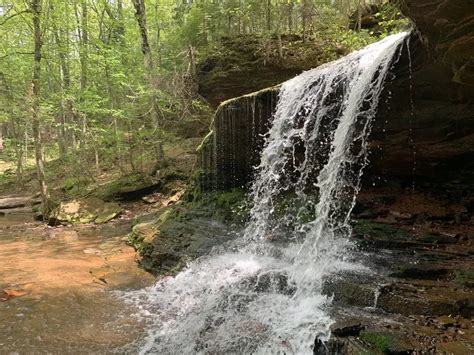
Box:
<box><xmin>0</xmin><ymin>212</ymin><xmax>154</xmax><ymax>353</ymax></box>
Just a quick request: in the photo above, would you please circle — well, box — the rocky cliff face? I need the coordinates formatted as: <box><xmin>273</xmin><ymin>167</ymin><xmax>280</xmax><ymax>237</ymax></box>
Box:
<box><xmin>199</xmin><ymin>1</ymin><xmax>474</xmax><ymax>208</ymax></box>
<box><xmin>397</xmin><ymin>0</ymin><xmax>474</xmax><ymax>88</ymax></box>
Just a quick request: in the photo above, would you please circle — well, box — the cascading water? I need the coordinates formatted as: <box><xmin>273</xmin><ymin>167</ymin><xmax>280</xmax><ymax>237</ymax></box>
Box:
<box><xmin>122</xmin><ymin>32</ymin><xmax>409</xmax><ymax>354</ymax></box>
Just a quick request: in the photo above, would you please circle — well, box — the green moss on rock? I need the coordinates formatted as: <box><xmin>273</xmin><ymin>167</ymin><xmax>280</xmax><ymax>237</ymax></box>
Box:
<box><xmin>359</xmin><ymin>331</ymin><xmax>403</xmax><ymax>354</ymax></box>
<box><xmin>56</xmin><ymin>197</ymin><xmax>122</xmax><ymax>224</ymax></box>
<box><xmin>456</xmin><ymin>269</ymin><xmax>474</xmax><ymax>288</ymax></box>
<box><xmin>129</xmin><ymin>189</ymin><xmax>247</xmax><ymax>275</ymax></box>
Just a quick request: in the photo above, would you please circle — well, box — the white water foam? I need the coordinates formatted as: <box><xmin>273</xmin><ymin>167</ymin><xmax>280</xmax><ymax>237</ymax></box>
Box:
<box><xmin>121</xmin><ymin>32</ymin><xmax>408</xmax><ymax>354</ymax></box>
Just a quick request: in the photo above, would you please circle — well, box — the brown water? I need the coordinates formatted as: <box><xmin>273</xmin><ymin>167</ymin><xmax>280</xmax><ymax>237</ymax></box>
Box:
<box><xmin>0</xmin><ymin>213</ymin><xmax>154</xmax><ymax>354</ymax></box>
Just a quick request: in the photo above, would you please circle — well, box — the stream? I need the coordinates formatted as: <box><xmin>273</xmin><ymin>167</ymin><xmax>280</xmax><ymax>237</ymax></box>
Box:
<box><xmin>0</xmin><ymin>210</ymin><xmax>154</xmax><ymax>353</ymax></box>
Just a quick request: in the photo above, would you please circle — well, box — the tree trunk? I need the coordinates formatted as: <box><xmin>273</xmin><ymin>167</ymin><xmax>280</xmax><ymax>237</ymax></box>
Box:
<box><xmin>79</xmin><ymin>0</ymin><xmax>88</xmax><ymax>91</ymax></box>
<box><xmin>302</xmin><ymin>0</ymin><xmax>310</xmax><ymax>42</ymax></box>
<box><xmin>53</xmin><ymin>23</ymin><xmax>71</xmax><ymax>159</ymax></box>
<box><xmin>132</xmin><ymin>0</ymin><xmax>163</xmax><ymax>164</ymax></box>
<box><xmin>30</xmin><ymin>0</ymin><xmax>51</xmax><ymax>217</ymax></box>
<box><xmin>117</xmin><ymin>0</ymin><xmax>124</xmax><ymax>37</ymax></box>
<box><xmin>0</xmin><ymin>124</ymin><xmax>4</xmax><ymax>152</ymax></box>
<box><xmin>288</xmin><ymin>0</ymin><xmax>294</xmax><ymax>33</ymax></box>
<box><xmin>266</xmin><ymin>0</ymin><xmax>272</xmax><ymax>31</ymax></box>
<box><xmin>277</xmin><ymin>32</ymin><xmax>283</xmax><ymax>58</ymax></box>
<box><xmin>132</xmin><ymin>0</ymin><xmax>153</xmax><ymax>74</ymax></box>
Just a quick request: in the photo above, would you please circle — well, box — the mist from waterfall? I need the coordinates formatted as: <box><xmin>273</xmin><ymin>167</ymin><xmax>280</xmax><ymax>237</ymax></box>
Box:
<box><xmin>122</xmin><ymin>32</ymin><xmax>409</xmax><ymax>354</ymax></box>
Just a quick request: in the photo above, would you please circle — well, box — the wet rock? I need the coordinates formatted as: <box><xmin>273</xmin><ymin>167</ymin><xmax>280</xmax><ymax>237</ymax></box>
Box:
<box><xmin>352</xmin><ymin>221</ymin><xmax>417</xmax><ymax>250</ymax></box>
<box><xmin>359</xmin><ymin>330</ymin><xmax>413</xmax><ymax>354</ymax></box>
<box><xmin>240</xmin><ymin>271</ymin><xmax>296</xmax><ymax>296</ymax></box>
<box><xmin>390</xmin><ymin>265</ymin><xmax>450</xmax><ymax>281</ymax></box>
<box><xmin>457</xmin><ymin>298</ymin><xmax>474</xmax><ymax>318</ymax></box>
<box><xmin>198</xmin><ymin>88</ymin><xmax>278</xmax><ymax>190</ymax></box>
<box><xmin>377</xmin><ymin>285</ymin><xmax>461</xmax><ymax>317</ymax></box>
<box><xmin>322</xmin><ymin>273</ymin><xmax>378</xmax><ymax>308</ymax></box>
<box><xmin>129</xmin><ymin>204</ymin><xmax>235</xmax><ymax>275</ymax></box>
<box><xmin>437</xmin><ymin>342</ymin><xmax>473</xmax><ymax>355</ymax></box>
<box><xmin>313</xmin><ymin>337</ymin><xmax>347</xmax><ymax>355</ymax></box>
<box><xmin>418</xmin><ymin>233</ymin><xmax>459</xmax><ymax>245</ymax></box>
<box><xmin>434</xmin><ymin>316</ymin><xmax>455</xmax><ymax>328</ymax></box>
<box><xmin>331</xmin><ymin>322</ymin><xmax>364</xmax><ymax>337</ymax></box>
<box><xmin>455</xmin><ymin>269</ymin><xmax>474</xmax><ymax>288</ymax></box>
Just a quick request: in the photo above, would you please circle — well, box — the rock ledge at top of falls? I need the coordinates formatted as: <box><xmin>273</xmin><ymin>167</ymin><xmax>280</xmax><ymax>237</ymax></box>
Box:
<box><xmin>197</xmin><ymin>34</ymin><xmax>348</xmax><ymax>107</ymax></box>
<box><xmin>397</xmin><ymin>0</ymin><xmax>474</xmax><ymax>88</ymax></box>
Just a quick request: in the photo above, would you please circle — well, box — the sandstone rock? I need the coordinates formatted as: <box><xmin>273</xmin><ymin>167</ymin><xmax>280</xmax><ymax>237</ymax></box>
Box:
<box><xmin>57</xmin><ymin>197</ymin><xmax>121</xmax><ymax>224</ymax></box>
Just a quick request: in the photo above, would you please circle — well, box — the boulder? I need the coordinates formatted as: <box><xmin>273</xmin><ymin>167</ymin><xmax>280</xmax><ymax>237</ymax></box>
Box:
<box><xmin>57</xmin><ymin>197</ymin><xmax>121</xmax><ymax>224</ymax></box>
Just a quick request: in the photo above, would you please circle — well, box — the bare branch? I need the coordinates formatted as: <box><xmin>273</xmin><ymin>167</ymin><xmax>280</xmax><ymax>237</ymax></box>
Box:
<box><xmin>0</xmin><ymin>9</ymin><xmax>31</xmax><ymax>26</ymax></box>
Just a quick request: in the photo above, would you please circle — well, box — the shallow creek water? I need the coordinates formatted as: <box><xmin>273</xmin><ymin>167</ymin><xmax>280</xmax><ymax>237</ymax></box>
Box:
<box><xmin>0</xmin><ymin>212</ymin><xmax>154</xmax><ymax>354</ymax></box>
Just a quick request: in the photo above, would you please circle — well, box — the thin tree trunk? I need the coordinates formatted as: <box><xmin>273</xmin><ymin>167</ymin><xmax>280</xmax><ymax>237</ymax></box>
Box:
<box><xmin>302</xmin><ymin>0</ymin><xmax>310</xmax><ymax>42</ymax></box>
<box><xmin>30</xmin><ymin>0</ymin><xmax>51</xmax><ymax>217</ymax></box>
<box><xmin>288</xmin><ymin>0</ymin><xmax>294</xmax><ymax>33</ymax></box>
<box><xmin>53</xmin><ymin>23</ymin><xmax>71</xmax><ymax>158</ymax></box>
<box><xmin>277</xmin><ymin>32</ymin><xmax>283</xmax><ymax>58</ymax></box>
<box><xmin>117</xmin><ymin>0</ymin><xmax>124</xmax><ymax>37</ymax></box>
<box><xmin>0</xmin><ymin>124</ymin><xmax>4</xmax><ymax>152</ymax></box>
<box><xmin>266</xmin><ymin>0</ymin><xmax>272</xmax><ymax>31</ymax></box>
<box><xmin>79</xmin><ymin>0</ymin><xmax>88</xmax><ymax>91</ymax></box>
<box><xmin>132</xmin><ymin>0</ymin><xmax>164</xmax><ymax>164</ymax></box>
<box><xmin>132</xmin><ymin>0</ymin><xmax>153</xmax><ymax>74</ymax></box>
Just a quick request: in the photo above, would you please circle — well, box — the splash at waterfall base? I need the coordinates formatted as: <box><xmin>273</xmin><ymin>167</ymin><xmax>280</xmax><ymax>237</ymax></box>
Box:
<box><xmin>130</xmin><ymin>191</ymin><xmax>474</xmax><ymax>353</ymax></box>
<box><xmin>125</xmin><ymin>31</ymin><xmax>473</xmax><ymax>354</ymax></box>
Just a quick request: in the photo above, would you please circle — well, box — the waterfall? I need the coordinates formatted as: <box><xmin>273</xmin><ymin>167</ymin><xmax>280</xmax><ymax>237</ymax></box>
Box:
<box><xmin>124</xmin><ymin>32</ymin><xmax>408</xmax><ymax>354</ymax></box>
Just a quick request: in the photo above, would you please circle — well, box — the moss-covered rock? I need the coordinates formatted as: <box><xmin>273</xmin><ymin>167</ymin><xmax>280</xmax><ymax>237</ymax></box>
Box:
<box><xmin>62</xmin><ymin>176</ymin><xmax>92</xmax><ymax>198</ymax></box>
<box><xmin>57</xmin><ymin>197</ymin><xmax>121</xmax><ymax>224</ymax></box>
<box><xmin>93</xmin><ymin>173</ymin><xmax>161</xmax><ymax>201</ymax></box>
<box><xmin>128</xmin><ymin>189</ymin><xmax>247</xmax><ymax>275</ymax></box>
<box><xmin>456</xmin><ymin>269</ymin><xmax>474</xmax><ymax>288</ymax></box>
<box><xmin>359</xmin><ymin>331</ymin><xmax>410</xmax><ymax>354</ymax></box>
<box><xmin>198</xmin><ymin>34</ymin><xmax>348</xmax><ymax>107</ymax></box>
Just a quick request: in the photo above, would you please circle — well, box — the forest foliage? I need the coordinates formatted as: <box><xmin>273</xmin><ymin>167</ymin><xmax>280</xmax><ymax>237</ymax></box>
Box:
<box><xmin>0</xmin><ymin>0</ymin><xmax>407</xmax><ymax>214</ymax></box>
